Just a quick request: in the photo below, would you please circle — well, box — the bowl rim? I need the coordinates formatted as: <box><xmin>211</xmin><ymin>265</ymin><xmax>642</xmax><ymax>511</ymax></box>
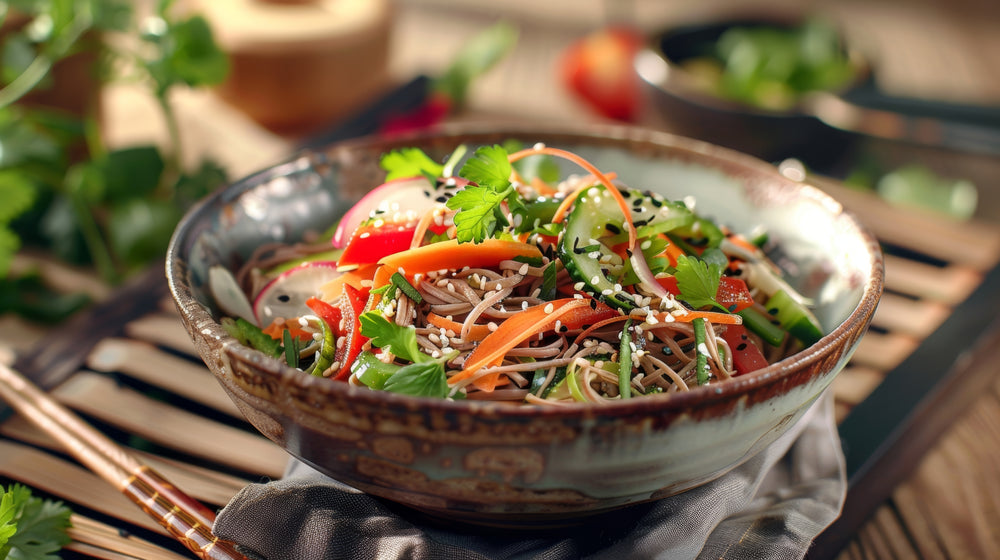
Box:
<box><xmin>166</xmin><ymin>122</ymin><xmax>884</xmax><ymax>419</ymax></box>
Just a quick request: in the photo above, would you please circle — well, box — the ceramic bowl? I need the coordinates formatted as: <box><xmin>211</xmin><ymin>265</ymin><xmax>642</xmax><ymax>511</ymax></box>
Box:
<box><xmin>635</xmin><ymin>17</ymin><xmax>865</xmax><ymax>165</ymax></box>
<box><xmin>167</xmin><ymin>124</ymin><xmax>883</xmax><ymax>528</ymax></box>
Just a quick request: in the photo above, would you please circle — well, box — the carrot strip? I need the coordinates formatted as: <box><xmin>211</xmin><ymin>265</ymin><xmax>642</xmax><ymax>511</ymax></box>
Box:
<box><xmin>318</xmin><ymin>264</ymin><xmax>376</xmax><ymax>302</ymax></box>
<box><xmin>409</xmin><ymin>205</ymin><xmax>445</xmax><ymax>249</ymax></box>
<box><xmin>652</xmin><ymin>309</ymin><xmax>743</xmax><ymax>325</ymax></box>
<box><xmin>450</xmin><ymin>298</ymin><xmax>591</xmax><ymax>391</ymax></box>
<box><xmin>427</xmin><ymin>313</ymin><xmax>492</xmax><ymax>341</ymax></box>
<box><xmin>262</xmin><ymin>318</ymin><xmax>312</xmax><ymax>341</ymax></box>
<box><xmin>548</xmin><ymin>171</ymin><xmax>620</xmax><ymax>225</ymax></box>
<box><xmin>572</xmin><ymin>315</ymin><xmax>631</xmax><ymax>346</ymax></box>
<box><xmin>509</xmin><ymin>147</ymin><xmax>634</xmax><ymax>249</ymax></box>
<box><xmin>368</xmin><ymin>238</ymin><xmax>543</xmax><ymax>310</ymax></box>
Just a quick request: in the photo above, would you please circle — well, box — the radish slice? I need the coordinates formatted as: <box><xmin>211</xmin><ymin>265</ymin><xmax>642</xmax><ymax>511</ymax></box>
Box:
<box><xmin>209</xmin><ymin>266</ymin><xmax>256</xmax><ymax>323</ymax></box>
<box><xmin>332</xmin><ymin>176</ymin><xmax>438</xmax><ymax>248</ymax></box>
<box><xmin>252</xmin><ymin>261</ymin><xmax>341</xmax><ymax>325</ymax></box>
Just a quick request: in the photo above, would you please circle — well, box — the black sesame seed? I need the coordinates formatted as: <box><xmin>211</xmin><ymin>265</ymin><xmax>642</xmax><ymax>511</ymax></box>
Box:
<box><xmin>736</xmin><ymin>343</ymin><xmax>747</xmax><ymax>351</ymax></box>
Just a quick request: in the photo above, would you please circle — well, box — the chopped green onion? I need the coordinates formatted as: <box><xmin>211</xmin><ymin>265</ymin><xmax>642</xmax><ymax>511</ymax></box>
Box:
<box><xmin>283</xmin><ymin>329</ymin><xmax>299</xmax><ymax>368</ymax></box>
<box><xmin>693</xmin><ymin>317</ymin><xmax>711</xmax><ymax>385</ymax></box>
<box><xmin>618</xmin><ymin>319</ymin><xmax>633</xmax><ymax>399</ymax></box>
<box><xmin>390</xmin><ymin>272</ymin><xmax>423</xmax><ymax>304</ymax></box>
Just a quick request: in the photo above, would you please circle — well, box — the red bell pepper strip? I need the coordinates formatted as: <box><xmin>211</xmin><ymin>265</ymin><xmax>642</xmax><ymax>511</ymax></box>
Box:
<box><xmin>656</xmin><ymin>275</ymin><xmax>755</xmax><ymax>313</ymax></box>
<box><xmin>338</xmin><ymin>222</ymin><xmax>419</xmax><ymax>269</ymax></box>
<box><xmin>306</xmin><ymin>284</ymin><xmax>368</xmax><ymax>380</ymax></box>
<box><xmin>720</xmin><ymin>324</ymin><xmax>769</xmax><ymax>375</ymax></box>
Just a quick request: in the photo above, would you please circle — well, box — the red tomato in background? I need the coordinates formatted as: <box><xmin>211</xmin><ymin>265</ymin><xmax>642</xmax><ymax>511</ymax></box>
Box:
<box><xmin>560</xmin><ymin>26</ymin><xmax>644</xmax><ymax>121</ymax></box>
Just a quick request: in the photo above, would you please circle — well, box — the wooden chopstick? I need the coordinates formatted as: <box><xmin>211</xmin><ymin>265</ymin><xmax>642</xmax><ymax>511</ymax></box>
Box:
<box><xmin>0</xmin><ymin>362</ymin><xmax>250</xmax><ymax>560</ymax></box>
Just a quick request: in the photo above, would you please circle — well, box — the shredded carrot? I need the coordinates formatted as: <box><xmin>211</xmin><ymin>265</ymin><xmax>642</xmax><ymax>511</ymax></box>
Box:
<box><xmin>410</xmin><ymin>205</ymin><xmax>446</xmax><ymax>249</ymax></box>
<box><xmin>509</xmin><ymin>147</ymin><xmax>634</xmax><ymax>249</ymax></box>
<box><xmin>572</xmin><ymin>315</ymin><xmax>631</xmax><ymax>346</ymax></box>
<box><xmin>660</xmin><ymin>234</ymin><xmax>686</xmax><ymax>268</ymax></box>
<box><xmin>318</xmin><ymin>264</ymin><xmax>376</xmax><ymax>302</ymax></box>
<box><xmin>450</xmin><ymin>298</ymin><xmax>591</xmax><ymax>391</ymax></box>
<box><xmin>726</xmin><ymin>232</ymin><xmax>761</xmax><ymax>258</ymax></box>
<box><xmin>548</xmin><ymin>171</ymin><xmax>620</xmax><ymax>225</ymax></box>
<box><xmin>427</xmin><ymin>313</ymin><xmax>492</xmax><ymax>341</ymax></box>
<box><xmin>262</xmin><ymin>318</ymin><xmax>312</xmax><ymax>341</ymax></box>
<box><xmin>651</xmin><ymin>309</ymin><xmax>743</xmax><ymax>325</ymax></box>
<box><xmin>367</xmin><ymin>238</ymin><xmax>543</xmax><ymax>310</ymax></box>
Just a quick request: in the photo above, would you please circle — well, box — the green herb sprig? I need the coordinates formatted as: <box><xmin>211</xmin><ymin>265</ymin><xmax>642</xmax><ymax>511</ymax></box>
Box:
<box><xmin>0</xmin><ymin>483</ymin><xmax>73</xmax><ymax>559</ymax></box>
<box><xmin>1</xmin><ymin>0</ymin><xmax>229</xmax><ymax>321</ymax></box>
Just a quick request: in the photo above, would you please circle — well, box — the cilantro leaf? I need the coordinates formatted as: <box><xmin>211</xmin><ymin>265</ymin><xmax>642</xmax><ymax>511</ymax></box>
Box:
<box><xmin>383</xmin><ymin>361</ymin><xmax>449</xmax><ymax>398</ymax></box>
<box><xmin>674</xmin><ymin>254</ymin><xmax>726</xmax><ymax>311</ymax></box>
<box><xmin>359</xmin><ymin>312</ymin><xmax>428</xmax><ymax>363</ymax></box>
<box><xmin>0</xmin><ymin>484</ymin><xmax>72</xmax><ymax>560</ymax></box>
<box><xmin>459</xmin><ymin>145</ymin><xmax>512</xmax><ymax>189</ymax></box>
<box><xmin>380</xmin><ymin>148</ymin><xmax>444</xmax><ymax>181</ymax></box>
<box><xmin>446</xmin><ymin>185</ymin><xmax>510</xmax><ymax>243</ymax></box>
<box><xmin>447</xmin><ymin>145</ymin><xmax>518</xmax><ymax>243</ymax></box>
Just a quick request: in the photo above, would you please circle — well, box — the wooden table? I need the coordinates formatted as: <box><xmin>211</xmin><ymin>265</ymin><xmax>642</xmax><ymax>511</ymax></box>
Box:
<box><xmin>3</xmin><ymin>0</ymin><xmax>999</xmax><ymax>557</ymax></box>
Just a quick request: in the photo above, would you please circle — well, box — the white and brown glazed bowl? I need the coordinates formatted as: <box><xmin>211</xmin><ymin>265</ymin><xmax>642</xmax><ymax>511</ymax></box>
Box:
<box><xmin>166</xmin><ymin>124</ymin><xmax>883</xmax><ymax>528</ymax></box>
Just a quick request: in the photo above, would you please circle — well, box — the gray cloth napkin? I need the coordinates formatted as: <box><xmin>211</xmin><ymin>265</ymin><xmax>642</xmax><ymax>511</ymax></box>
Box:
<box><xmin>215</xmin><ymin>391</ymin><xmax>845</xmax><ymax>560</ymax></box>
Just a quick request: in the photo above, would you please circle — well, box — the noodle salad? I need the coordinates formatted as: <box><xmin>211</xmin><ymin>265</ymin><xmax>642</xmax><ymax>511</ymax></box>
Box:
<box><xmin>213</xmin><ymin>142</ymin><xmax>824</xmax><ymax>404</ymax></box>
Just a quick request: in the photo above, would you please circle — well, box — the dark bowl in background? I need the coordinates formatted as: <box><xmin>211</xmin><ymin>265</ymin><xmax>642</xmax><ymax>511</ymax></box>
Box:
<box><xmin>635</xmin><ymin>17</ymin><xmax>866</xmax><ymax>166</ymax></box>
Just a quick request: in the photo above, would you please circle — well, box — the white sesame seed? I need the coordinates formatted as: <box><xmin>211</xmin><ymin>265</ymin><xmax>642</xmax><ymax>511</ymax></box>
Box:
<box><xmin>544</xmin><ymin>303</ymin><xmax>555</xmax><ymax>314</ymax></box>
<box><xmin>518</xmin><ymin>264</ymin><xmax>530</xmax><ymax>275</ymax></box>
<box><xmin>487</xmin><ymin>322</ymin><xmax>499</xmax><ymax>332</ymax></box>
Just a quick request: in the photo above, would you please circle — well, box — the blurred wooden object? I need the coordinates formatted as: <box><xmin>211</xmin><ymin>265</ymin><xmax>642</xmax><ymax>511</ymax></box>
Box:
<box><xmin>197</xmin><ymin>0</ymin><xmax>393</xmax><ymax>136</ymax></box>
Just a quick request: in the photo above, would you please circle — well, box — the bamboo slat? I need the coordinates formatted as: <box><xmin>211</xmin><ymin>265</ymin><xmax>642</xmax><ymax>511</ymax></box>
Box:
<box><xmin>65</xmin><ymin>515</ymin><xmax>192</xmax><ymax>560</ymax></box>
<box><xmin>86</xmin><ymin>338</ymin><xmax>242</xmax><ymax>418</ymax></box>
<box><xmin>50</xmin><ymin>371</ymin><xmax>287</xmax><ymax>478</ymax></box>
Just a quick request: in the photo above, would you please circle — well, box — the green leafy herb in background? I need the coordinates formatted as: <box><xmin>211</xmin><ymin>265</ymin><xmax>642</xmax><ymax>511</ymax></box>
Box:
<box><xmin>0</xmin><ymin>0</ymin><xmax>230</xmax><ymax>322</ymax></box>
<box><xmin>0</xmin><ymin>483</ymin><xmax>73</xmax><ymax>559</ymax></box>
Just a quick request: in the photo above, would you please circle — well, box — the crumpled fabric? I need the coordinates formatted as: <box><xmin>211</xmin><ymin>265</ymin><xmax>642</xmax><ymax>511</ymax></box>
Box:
<box><xmin>215</xmin><ymin>391</ymin><xmax>845</xmax><ymax>560</ymax></box>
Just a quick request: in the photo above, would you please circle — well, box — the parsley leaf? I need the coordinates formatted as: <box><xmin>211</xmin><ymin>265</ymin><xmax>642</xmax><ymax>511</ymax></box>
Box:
<box><xmin>359</xmin><ymin>312</ymin><xmax>428</xmax><ymax>364</ymax></box>
<box><xmin>383</xmin><ymin>361</ymin><xmax>449</xmax><ymax>398</ymax></box>
<box><xmin>380</xmin><ymin>147</ymin><xmax>445</xmax><ymax>181</ymax></box>
<box><xmin>0</xmin><ymin>484</ymin><xmax>72</xmax><ymax>560</ymax></box>
<box><xmin>674</xmin><ymin>253</ymin><xmax>726</xmax><ymax>312</ymax></box>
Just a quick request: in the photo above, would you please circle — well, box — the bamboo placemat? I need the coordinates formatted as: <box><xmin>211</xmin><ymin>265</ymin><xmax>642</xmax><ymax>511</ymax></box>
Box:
<box><xmin>1</xmin><ymin>174</ymin><xmax>998</xmax><ymax>558</ymax></box>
